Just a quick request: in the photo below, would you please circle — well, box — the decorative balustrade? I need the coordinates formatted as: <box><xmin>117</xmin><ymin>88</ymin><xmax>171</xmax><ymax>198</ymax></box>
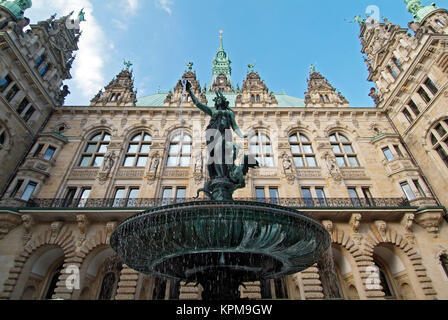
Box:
<box><xmin>24</xmin><ymin>197</ymin><xmax>412</xmax><ymax>209</ymax></box>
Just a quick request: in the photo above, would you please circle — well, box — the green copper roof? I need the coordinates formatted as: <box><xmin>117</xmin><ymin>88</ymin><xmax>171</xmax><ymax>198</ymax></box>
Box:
<box><xmin>404</xmin><ymin>0</ymin><xmax>438</xmax><ymax>23</ymax></box>
<box><xmin>136</xmin><ymin>92</ymin><xmax>305</xmax><ymax>108</ymax></box>
<box><xmin>0</xmin><ymin>0</ymin><xmax>32</xmax><ymax>19</ymax></box>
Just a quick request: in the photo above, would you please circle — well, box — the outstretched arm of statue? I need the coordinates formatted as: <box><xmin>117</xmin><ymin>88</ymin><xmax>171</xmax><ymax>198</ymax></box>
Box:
<box><xmin>230</xmin><ymin>112</ymin><xmax>246</xmax><ymax>139</ymax></box>
<box><xmin>185</xmin><ymin>81</ymin><xmax>213</xmax><ymax>116</ymax></box>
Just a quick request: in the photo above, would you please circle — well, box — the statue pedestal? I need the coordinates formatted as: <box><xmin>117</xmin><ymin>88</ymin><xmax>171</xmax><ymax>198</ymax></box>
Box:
<box><xmin>208</xmin><ymin>178</ymin><xmax>235</xmax><ymax>201</ymax></box>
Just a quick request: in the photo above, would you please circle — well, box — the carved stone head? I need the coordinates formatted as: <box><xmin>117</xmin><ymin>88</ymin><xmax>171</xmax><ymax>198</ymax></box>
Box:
<box><xmin>322</xmin><ymin>220</ymin><xmax>333</xmax><ymax>234</ymax></box>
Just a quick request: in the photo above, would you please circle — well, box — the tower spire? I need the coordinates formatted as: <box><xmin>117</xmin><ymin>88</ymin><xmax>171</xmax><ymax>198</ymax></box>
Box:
<box><xmin>209</xmin><ymin>30</ymin><xmax>235</xmax><ymax>93</ymax></box>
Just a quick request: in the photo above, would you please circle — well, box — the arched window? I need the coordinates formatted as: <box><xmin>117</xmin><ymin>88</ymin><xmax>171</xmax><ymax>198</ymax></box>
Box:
<box><xmin>429</xmin><ymin>119</ymin><xmax>448</xmax><ymax>168</ymax></box>
<box><xmin>251</xmin><ymin>95</ymin><xmax>255</xmax><ymax>103</ymax></box>
<box><xmin>435</xmin><ymin>19</ymin><xmax>445</xmax><ymax>27</ymax></box>
<box><xmin>166</xmin><ymin>131</ymin><xmax>192</xmax><ymax>167</ymax></box>
<box><xmin>441</xmin><ymin>254</ymin><xmax>448</xmax><ymax>279</ymax></box>
<box><xmin>79</xmin><ymin>131</ymin><xmax>111</xmax><ymax>167</ymax></box>
<box><xmin>44</xmin><ymin>264</ymin><xmax>63</xmax><ymax>300</ymax></box>
<box><xmin>256</xmin><ymin>94</ymin><xmax>261</xmax><ymax>103</ymax></box>
<box><xmin>0</xmin><ymin>125</ymin><xmax>6</xmax><ymax>148</ymax></box>
<box><xmin>123</xmin><ymin>132</ymin><xmax>152</xmax><ymax>167</ymax></box>
<box><xmin>330</xmin><ymin>133</ymin><xmax>359</xmax><ymax>167</ymax></box>
<box><xmin>289</xmin><ymin>132</ymin><xmax>317</xmax><ymax>167</ymax></box>
<box><xmin>250</xmin><ymin>131</ymin><xmax>274</xmax><ymax>167</ymax></box>
<box><xmin>98</xmin><ymin>272</ymin><xmax>116</xmax><ymax>300</ymax></box>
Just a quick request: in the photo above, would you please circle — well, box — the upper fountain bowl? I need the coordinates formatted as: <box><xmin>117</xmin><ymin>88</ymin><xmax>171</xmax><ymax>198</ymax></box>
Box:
<box><xmin>110</xmin><ymin>200</ymin><xmax>331</xmax><ymax>284</ymax></box>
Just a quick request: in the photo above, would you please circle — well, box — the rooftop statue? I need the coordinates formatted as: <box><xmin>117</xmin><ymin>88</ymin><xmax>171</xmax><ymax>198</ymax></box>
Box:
<box><xmin>123</xmin><ymin>59</ymin><xmax>133</xmax><ymax>71</ymax></box>
<box><xmin>185</xmin><ymin>80</ymin><xmax>259</xmax><ymax>200</ymax></box>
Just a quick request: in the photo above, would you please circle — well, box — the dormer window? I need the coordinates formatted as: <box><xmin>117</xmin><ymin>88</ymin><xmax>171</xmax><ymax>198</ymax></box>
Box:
<box><xmin>256</xmin><ymin>95</ymin><xmax>261</xmax><ymax>103</ymax></box>
<box><xmin>435</xmin><ymin>19</ymin><xmax>445</xmax><ymax>28</ymax></box>
<box><xmin>251</xmin><ymin>95</ymin><xmax>255</xmax><ymax>103</ymax></box>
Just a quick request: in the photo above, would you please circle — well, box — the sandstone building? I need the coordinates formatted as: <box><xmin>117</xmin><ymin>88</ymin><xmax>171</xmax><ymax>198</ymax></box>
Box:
<box><xmin>0</xmin><ymin>0</ymin><xmax>448</xmax><ymax>300</ymax></box>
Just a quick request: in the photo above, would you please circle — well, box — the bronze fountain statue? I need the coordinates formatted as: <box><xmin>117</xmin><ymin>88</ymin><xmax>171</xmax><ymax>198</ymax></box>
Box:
<box><xmin>185</xmin><ymin>80</ymin><xmax>259</xmax><ymax>200</ymax></box>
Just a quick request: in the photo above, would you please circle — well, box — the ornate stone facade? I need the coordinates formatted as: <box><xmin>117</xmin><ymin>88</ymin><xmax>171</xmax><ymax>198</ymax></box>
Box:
<box><xmin>1</xmin><ymin>3</ymin><xmax>448</xmax><ymax>301</ymax></box>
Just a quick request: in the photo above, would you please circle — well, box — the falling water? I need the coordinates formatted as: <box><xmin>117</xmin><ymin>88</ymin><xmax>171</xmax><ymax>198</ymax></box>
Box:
<box><xmin>317</xmin><ymin>247</ymin><xmax>342</xmax><ymax>299</ymax></box>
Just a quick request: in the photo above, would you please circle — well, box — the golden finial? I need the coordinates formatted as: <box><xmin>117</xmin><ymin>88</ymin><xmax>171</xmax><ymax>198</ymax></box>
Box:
<box><xmin>219</xmin><ymin>30</ymin><xmax>223</xmax><ymax>39</ymax></box>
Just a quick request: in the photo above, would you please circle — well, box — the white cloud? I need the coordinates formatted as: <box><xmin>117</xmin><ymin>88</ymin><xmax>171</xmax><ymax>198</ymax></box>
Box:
<box><xmin>112</xmin><ymin>18</ymin><xmax>128</xmax><ymax>30</ymax></box>
<box><xmin>156</xmin><ymin>0</ymin><xmax>173</xmax><ymax>15</ymax></box>
<box><xmin>120</xmin><ymin>0</ymin><xmax>140</xmax><ymax>15</ymax></box>
<box><xmin>27</xmin><ymin>0</ymin><xmax>109</xmax><ymax>101</ymax></box>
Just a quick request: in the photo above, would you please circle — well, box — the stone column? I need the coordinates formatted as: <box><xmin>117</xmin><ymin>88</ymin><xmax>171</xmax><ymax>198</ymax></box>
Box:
<box><xmin>179</xmin><ymin>282</ymin><xmax>202</xmax><ymax>300</ymax></box>
<box><xmin>300</xmin><ymin>264</ymin><xmax>324</xmax><ymax>300</ymax></box>
<box><xmin>115</xmin><ymin>265</ymin><xmax>139</xmax><ymax>300</ymax></box>
<box><xmin>239</xmin><ymin>281</ymin><xmax>261</xmax><ymax>299</ymax></box>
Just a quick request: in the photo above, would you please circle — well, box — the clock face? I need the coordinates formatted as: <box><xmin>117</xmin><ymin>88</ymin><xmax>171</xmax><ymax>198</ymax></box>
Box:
<box><xmin>220</xmin><ymin>79</ymin><xmax>224</xmax><ymax>84</ymax></box>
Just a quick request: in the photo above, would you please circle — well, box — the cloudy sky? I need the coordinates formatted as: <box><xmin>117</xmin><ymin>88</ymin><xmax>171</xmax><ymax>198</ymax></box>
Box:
<box><xmin>26</xmin><ymin>0</ymin><xmax>421</xmax><ymax>107</ymax></box>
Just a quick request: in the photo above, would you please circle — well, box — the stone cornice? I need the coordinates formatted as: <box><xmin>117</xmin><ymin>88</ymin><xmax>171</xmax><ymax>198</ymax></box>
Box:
<box><xmin>57</xmin><ymin>106</ymin><xmax>386</xmax><ymax>119</ymax></box>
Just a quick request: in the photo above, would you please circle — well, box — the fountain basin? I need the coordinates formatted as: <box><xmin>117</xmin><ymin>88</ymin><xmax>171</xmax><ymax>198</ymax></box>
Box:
<box><xmin>110</xmin><ymin>201</ymin><xmax>331</xmax><ymax>285</ymax></box>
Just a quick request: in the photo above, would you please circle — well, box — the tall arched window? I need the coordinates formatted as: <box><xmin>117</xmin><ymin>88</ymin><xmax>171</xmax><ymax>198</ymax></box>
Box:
<box><xmin>166</xmin><ymin>131</ymin><xmax>192</xmax><ymax>167</ymax></box>
<box><xmin>98</xmin><ymin>272</ymin><xmax>116</xmax><ymax>300</ymax></box>
<box><xmin>435</xmin><ymin>19</ymin><xmax>445</xmax><ymax>27</ymax></box>
<box><xmin>330</xmin><ymin>133</ymin><xmax>359</xmax><ymax>167</ymax></box>
<box><xmin>44</xmin><ymin>263</ymin><xmax>63</xmax><ymax>300</ymax></box>
<box><xmin>123</xmin><ymin>131</ymin><xmax>152</xmax><ymax>167</ymax></box>
<box><xmin>0</xmin><ymin>125</ymin><xmax>6</xmax><ymax>149</ymax></box>
<box><xmin>79</xmin><ymin>131</ymin><xmax>111</xmax><ymax>167</ymax></box>
<box><xmin>441</xmin><ymin>254</ymin><xmax>448</xmax><ymax>279</ymax></box>
<box><xmin>429</xmin><ymin>119</ymin><xmax>448</xmax><ymax>168</ymax></box>
<box><xmin>250</xmin><ymin>131</ymin><xmax>274</xmax><ymax>167</ymax></box>
<box><xmin>374</xmin><ymin>259</ymin><xmax>396</xmax><ymax>299</ymax></box>
<box><xmin>289</xmin><ymin>132</ymin><xmax>317</xmax><ymax>167</ymax></box>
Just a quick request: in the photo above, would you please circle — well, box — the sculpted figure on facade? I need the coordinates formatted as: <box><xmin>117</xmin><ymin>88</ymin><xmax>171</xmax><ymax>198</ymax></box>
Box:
<box><xmin>50</xmin><ymin>221</ymin><xmax>63</xmax><ymax>242</ymax></box>
<box><xmin>374</xmin><ymin>220</ymin><xmax>388</xmax><ymax>240</ymax></box>
<box><xmin>350</xmin><ymin>213</ymin><xmax>362</xmax><ymax>233</ymax></box>
<box><xmin>282</xmin><ymin>152</ymin><xmax>295</xmax><ymax>184</ymax></box>
<box><xmin>324</xmin><ymin>152</ymin><xmax>343</xmax><ymax>183</ymax></box>
<box><xmin>76</xmin><ymin>214</ymin><xmax>88</xmax><ymax>247</ymax></box>
<box><xmin>149</xmin><ymin>152</ymin><xmax>160</xmax><ymax>174</ymax></box>
<box><xmin>21</xmin><ymin>214</ymin><xmax>33</xmax><ymax>245</ymax></box>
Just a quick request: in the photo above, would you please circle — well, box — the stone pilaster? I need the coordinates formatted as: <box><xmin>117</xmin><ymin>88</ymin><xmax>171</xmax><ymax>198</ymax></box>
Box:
<box><xmin>179</xmin><ymin>282</ymin><xmax>202</xmax><ymax>300</ymax></box>
<box><xmin>300</xmin><ymin>264</ymin><xmax>324</xmax><ymax>300</ymax></box>
<box><xmin>115</xmin><ymin>265</ymin><xmax>139</xmax><ymax>300</ymax></box>
<box><xmin>240</xmin><ymin>281</ymin><xmax>261</xmax><ymax>299</ymax></box>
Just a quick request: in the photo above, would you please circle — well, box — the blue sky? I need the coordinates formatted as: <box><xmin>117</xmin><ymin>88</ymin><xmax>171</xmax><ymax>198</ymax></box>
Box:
<box><xmin>26</xmin><ymin>0</ymin><xmax>427</xmax><ymax>107</ymax></box>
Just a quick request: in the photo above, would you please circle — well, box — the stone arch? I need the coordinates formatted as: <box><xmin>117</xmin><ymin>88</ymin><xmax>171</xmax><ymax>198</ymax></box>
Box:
<box><xmin>0</xmin><ymin>118</ymin><xmax>13</xmax><ymax>152</ymax></box>
<box><xmin>121</xmin><ymin>125</ymin><xmax>155</xmax><ymax>141</ymax></box>
<box><xmin>328</xmin><ymin>228</ymin><xmax>366</xmax><ymax>299</ymax></box>
<box><xmin>363</xmin><ymin>230</ymin><xmax>437</xmax><ymax>300</ymax></box>
<box><xmin>283</xmin><ymin>123</ymin><xmax>314</xmax><ymax>140</ymax></box>
<box><xmin>0</xmin><ymin>226</ymin><xmax>75</xmax><ymax>300</ymax></box>
<box><xmin>163</xmin><ymin>124</ymin><xmax>192</xmax><ymax>140</ymax></box>
<box><xmin>323</xmin><ymin>124</ymin><xmax>359</xmax><ymax>141</ymax></box>
<box><xmin>81</xmin><ymin>124</ymin><xmax>116</xmax><ymax>141</ymax></box>
<box><xmin>421</xmin><ymin>115</ymin><xmax>448</xmax><ymax>152</ymax></box>
<box><xmin>57</xmin><ymin>225</ymin><xmax>117</xmax><ymax>300</ymax></box>
<box><xmin>435</xmin><ymin>246</ymin><xmax>448</xmax><ymax>281</ymax></box>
